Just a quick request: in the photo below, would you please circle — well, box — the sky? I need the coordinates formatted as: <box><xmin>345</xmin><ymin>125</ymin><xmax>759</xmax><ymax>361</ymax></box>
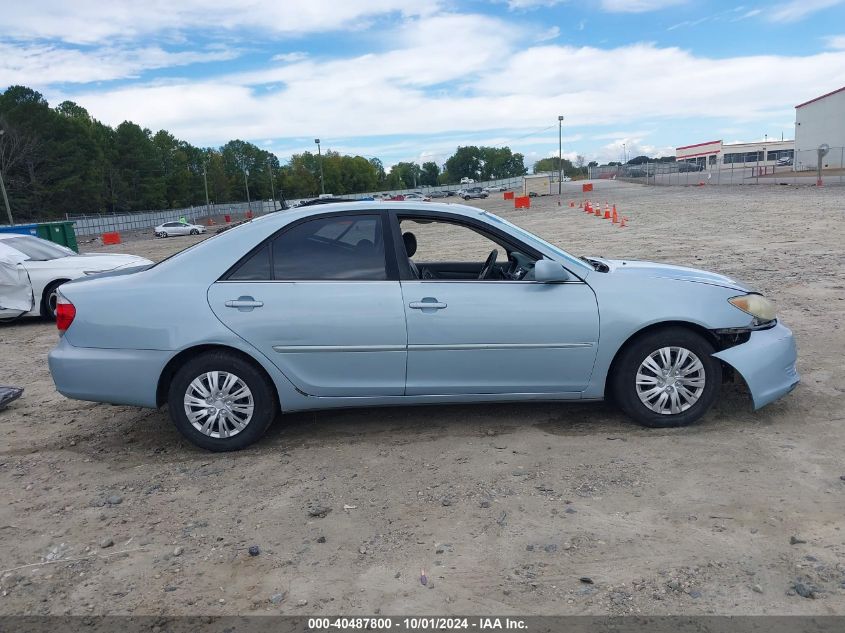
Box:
<box><xmin>2</xmin><ymin>0</ymin><xmax>845</xmax><ymax>169</ymax></box>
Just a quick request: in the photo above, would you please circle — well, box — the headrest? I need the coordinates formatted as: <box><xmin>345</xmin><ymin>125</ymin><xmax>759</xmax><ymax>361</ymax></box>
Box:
<box><xmin>402</xmin><ymin>232</ymin><xmax>417</xmax><ymax>257</ymax></box>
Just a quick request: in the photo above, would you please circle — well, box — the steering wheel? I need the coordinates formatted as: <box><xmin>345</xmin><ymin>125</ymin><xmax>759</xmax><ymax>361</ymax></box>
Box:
<box><xmin>478</xmin><ymin>249</ymin><xmax>498</xmax><ymax>280</ymax></box>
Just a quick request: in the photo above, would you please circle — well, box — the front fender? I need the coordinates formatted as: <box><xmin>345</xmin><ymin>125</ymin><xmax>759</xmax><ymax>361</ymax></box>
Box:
<box><xmin>713</xmin><ymin>322</ymin><xmax>799</xmax><ymax>409</ymax></box>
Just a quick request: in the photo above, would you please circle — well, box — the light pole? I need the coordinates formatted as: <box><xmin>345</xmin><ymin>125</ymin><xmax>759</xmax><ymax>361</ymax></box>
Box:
<box><xmin>202</xmin><ymin>163</ymin><xmax>210</xmax><ymax>214</ymax></box>
<box><xmin>243</xmin><ymin>168</ymin><xmax>250</xmax><ymax>208</ymax></box>
<box><xmin>266</xmin><ymin>159</ymin><xmax>277</xmax><ymax>211</ymax></box>
<box><xmin>0</xmin><ymin>130</ymin><xmax>13</xmax><ymax>225</ymax></box>
<box><xmin>622</xmin><ymin>143</ymin><xmax>627</xmax><ymax>164</ymax></box>
<box><xmin>314</xmin><ymin>138</ymin><xmax>325</xmax><ymax>195</ymax></box>
<box><xmin>557</xmin><ymin>115</ymin><xmax>564</xmax><ymax>194</ymax></box>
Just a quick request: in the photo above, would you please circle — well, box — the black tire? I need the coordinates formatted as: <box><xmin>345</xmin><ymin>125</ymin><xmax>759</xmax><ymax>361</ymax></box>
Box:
<box><xmin>168</xmin><ymin>351</ymin><xmax>278</xmax><ymax>451</ymax></box>
<box><xmin>463</xmin><ymin>195</ymin><xmax>471</xmax><ymax>200</ymax></box>
<box><xmin>190</xmin><ymin>229</ymin><xmax>199</xmax><ymax>235</ymax></box>
<box><xmin>610</xmin><ymin>327</ymin><xmax>721</xmax><ymax>428</ymax></box>
<box><xmin>41</xmin><ymin>280</ymin><xmax>67</xmax><ymax>320</ymax></box>
<box><xmin>161</xmin><ymin>231</ymin><xmax>169</xmax><ymax>238</ymax></box>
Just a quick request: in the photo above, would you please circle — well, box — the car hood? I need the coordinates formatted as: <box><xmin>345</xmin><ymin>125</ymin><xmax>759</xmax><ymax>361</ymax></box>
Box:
<box><xmin>53</xmin><ymin>253</ymin><xmax>153</xmax><ymax>271</ymax></box>
<box><xmin>589</xmin><ymin>257</ymin><xmax>750</xmax><ymax>291</ymax></box>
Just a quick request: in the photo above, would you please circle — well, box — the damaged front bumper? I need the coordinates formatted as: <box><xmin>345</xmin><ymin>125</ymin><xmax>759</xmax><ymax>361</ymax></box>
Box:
<box><xmin>713</xmin><ymin>322</ymin><xmax>799</xmax><ymax>410</ymax></box>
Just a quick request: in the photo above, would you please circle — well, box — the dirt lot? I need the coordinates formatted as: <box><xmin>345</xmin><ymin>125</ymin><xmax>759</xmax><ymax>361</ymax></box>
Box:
<box><xmin>1</xmin><ymin>181</ymin><xmax>844</xmax><ymax>616</ymax></box>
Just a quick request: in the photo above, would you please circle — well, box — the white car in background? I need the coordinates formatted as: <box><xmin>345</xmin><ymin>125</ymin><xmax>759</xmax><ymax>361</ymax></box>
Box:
<box><xmin>0</xmin><ymin>234</ymin><xmax>151</xmax><ymax>321</ymax></box>
<box><xmin>154</xmin><ymin>221</ymin><xmax>206</xmax><ymax>238</ymax></box>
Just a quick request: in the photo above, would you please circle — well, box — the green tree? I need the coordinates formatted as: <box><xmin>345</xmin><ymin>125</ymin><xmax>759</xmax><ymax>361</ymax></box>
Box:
<box><xmin>420</xmin><ymin>161</ymin><xmax>440</xmax><ymax>186</ymax></box>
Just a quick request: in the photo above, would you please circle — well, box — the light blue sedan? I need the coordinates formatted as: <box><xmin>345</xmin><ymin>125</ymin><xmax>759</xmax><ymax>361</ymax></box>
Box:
<box><xmin>48</xmin><ymin>202</ymin><xmax>799</xmax><ymax>451</ymax></box>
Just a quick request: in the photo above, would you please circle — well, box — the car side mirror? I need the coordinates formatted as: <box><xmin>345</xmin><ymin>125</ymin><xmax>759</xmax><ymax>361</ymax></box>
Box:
<box><xmin>534</xmin><ymin>259</ymin><xmax>571</xmax><ymax>283</ymax></box>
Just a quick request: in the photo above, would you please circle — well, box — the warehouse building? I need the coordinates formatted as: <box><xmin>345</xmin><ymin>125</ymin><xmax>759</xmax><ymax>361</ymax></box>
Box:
<box><xmin>795</xmin><ymin>85</ymin><xmax>845</xmax><ymax>169</ymax></box>
<box><xmin>676</xmin><ymin>139</ymin><xmax>794</xmax><ymax>170</ymax></box>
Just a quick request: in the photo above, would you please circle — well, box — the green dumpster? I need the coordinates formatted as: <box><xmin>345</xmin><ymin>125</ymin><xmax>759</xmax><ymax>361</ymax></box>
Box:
<box><xmin>35</xmin><ymin>221</ymin><xmax>79</xmax><ymax>253</ymax></box>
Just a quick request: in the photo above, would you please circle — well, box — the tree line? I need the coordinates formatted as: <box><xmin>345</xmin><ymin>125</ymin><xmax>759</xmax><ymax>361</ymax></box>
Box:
<box><xmin>0</xmin><ymin>85</ymin><xmax>528</xmax><ymax>221</ymax></box>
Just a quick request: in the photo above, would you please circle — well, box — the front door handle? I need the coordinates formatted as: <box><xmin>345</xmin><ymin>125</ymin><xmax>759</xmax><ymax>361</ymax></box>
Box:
<box><xmin>225</xmin><ymin>296</ymin><xmax>264</xmax><ymax>311</ymax></box>
<box><xmin>409</xmin><ymin>298</ymin><xmax>447</xmax><ymax>310</ymax></box>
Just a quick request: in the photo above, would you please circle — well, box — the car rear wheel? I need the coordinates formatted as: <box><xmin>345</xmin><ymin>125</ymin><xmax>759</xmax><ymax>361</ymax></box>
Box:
<box><xmin>41</xmin><ymin>280</ymin><xmax>67</xmax><ymax>320</ymax></box>
<box><xmin>168</xmin><ymin>351</ymin><xmax>277</xmax><ymax>451</ymax></box>
<box><xmin>611</xmin><ymin>327</ymin><xmax>721</xmax><ymax>428</ymax></box>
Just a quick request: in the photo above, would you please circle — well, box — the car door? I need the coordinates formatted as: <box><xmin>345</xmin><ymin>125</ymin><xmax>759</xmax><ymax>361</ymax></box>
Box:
<box><xmin>395</xmin><ymin>213</ymin><xmax>600</xmax><ymax>395</ymax></box>
<box><xmin>207</xmin><ymin>212</ymin><xmax>407</xmax><ymax>397</ymax></box>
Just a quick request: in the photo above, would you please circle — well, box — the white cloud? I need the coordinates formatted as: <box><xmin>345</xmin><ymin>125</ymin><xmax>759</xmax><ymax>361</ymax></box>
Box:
<box><xmin>56</xmin><ymin>23</ymin><xmax>845</xmax><ymax>153</ymax></box>
<box><xmin>271</xmin><ymin>52</ymin><xmax>309</xmax><ymax>63</ymax></box>
<box><xmin>1</xmin><ymin>0</ymin><xmax>439</xmax><ymax>44</ymax></box>
<box><xmin>824</xmin><ymin>34</ymin><xmax>845</xmax><ymax>49</ymax></box>
<box><xmin>0</xmin><ymin>43</ymin><xmax>238</xmax><ymax>85</ymax></box>
<box><xmin>535</xmin><ymin>26</ymin><xmax>561</xmax><ymax>42</ymax></box>
<box><xmin>767</xmin><ymin>0</ymin><xmax>844</xmax><ymax>22</ymax></box>
<box><xmin>600</xmin><ymin>0</ymin><xmax>686</xmax><ymax>13</ymax></box>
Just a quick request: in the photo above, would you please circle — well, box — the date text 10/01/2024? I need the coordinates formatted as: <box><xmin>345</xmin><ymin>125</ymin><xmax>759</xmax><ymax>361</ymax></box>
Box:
<box><xmin>307</xmin><ymin>617</ymin><xmax>528</xmax><ymax>630</ymax></box>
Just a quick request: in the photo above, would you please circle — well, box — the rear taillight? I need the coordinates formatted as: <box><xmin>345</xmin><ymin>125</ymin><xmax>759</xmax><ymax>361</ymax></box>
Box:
<box><xmin>56</xmin><ymin>295</ymin><xmax>76</xmax><ymax>333</ymax></box>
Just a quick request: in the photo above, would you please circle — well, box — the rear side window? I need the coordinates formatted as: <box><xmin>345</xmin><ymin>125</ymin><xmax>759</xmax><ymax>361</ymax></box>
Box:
<box><xmin>227</xmin><ymin>244</ymin><xmax>271</xmax><ymax>281</ymax></box>
<box><xmin>274</xmin><ymin>215</ymin><xmax>386</xmax><ymax>280</ymax></box>
<box><xmin>226</xmin><ymin>215</ymin><xmax>387</xmax><ymax>281</ymax></box>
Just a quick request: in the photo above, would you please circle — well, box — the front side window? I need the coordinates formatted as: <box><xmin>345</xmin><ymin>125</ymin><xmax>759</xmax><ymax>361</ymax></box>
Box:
<box><xmin>226</xmin><ymin>214</ymin><xmax>387</xmax><ymax>281</ymax></box>
<box><xmin>398</xmin><ymin>216</ymin><xmax>540</xmax><ymax>281</ymax></box>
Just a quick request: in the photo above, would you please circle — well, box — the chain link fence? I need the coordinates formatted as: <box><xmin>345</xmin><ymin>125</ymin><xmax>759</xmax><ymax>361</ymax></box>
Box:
<box><xmin>67</xmin><ymin>177</ymin><xmax>525</xmax><ymax>236</ymax></box>
<box><xmin>68</xmin><ymin>200</ymin><xmax>278</xmax><ymax>236</ymax></box>
<box><xmin>589</xmin><ymin>147</ymin><xmax>845</xmax><ymax>186</ymax></box>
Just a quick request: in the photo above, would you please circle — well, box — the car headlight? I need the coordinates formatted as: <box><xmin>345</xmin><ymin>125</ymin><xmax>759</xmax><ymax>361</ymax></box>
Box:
<box><xmin>728</xmin><ymin>294</ymin><xmax>777</xmax><ymax>324</ymax></box>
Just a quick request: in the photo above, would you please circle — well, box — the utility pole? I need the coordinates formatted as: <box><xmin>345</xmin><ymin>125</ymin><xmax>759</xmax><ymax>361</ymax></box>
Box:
<box><xmin>266</xmin><ymin>159</ymin><xmax>277</xmax><ymax>211</ymax></box>
<box><xmin>244</xmin><ymin>169</ymin><xmax>250</xmax><ymax>208</ymax></box>
<box><xmin>315</xmin><ymin>138</ymin><xmax>325</xmax><ymax>195</ymax></box>
<box><xmin>558</xmin><ymin>115</ymin><xmax>564</xmax><ymax>194</ymax></box>
<box><xmin>0</xmin><ymin>130</ymin><xmax>13</xmax><ymax>225</ymax></box>
<box><xmin>202</xmin><ymin>163</ymin><xmax>210</xmax><ymax>214</ymax></box>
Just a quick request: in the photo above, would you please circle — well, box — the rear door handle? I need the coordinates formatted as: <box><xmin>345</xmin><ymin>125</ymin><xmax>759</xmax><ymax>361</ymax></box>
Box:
<box><xmin>225</xmin><ymin>296</ymin><xmax>264</xmax><ymax>311</ymax></box>
<box><xmin>409</xmin><ymin>299</ymin><xmax>447</xmax><ymax>310</ymax></box>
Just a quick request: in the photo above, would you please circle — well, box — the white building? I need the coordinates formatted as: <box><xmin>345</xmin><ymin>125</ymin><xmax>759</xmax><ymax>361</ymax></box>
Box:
<box><xmin>795</xmin><ymin>86</ymin><xmax>845</xmax><ymax>169</ymax></box>
<box><xmin>676</xmin><ymin>139</ymin><xmax>794</xmax><ymax>170</ymax></box>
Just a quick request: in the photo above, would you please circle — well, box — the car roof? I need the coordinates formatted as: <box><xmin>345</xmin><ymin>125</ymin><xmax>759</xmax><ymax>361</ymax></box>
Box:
<box><xmin>279</xmin><ymin>200</ymin><xmax>488</xmax><ymax>223</ymax></box>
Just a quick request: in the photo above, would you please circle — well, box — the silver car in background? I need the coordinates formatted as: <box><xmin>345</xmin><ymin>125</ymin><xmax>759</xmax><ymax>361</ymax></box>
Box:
<box><xmin>154</xmin><ymin>221</ymin><xmax>206</xmax><ymax>238</ymax></box>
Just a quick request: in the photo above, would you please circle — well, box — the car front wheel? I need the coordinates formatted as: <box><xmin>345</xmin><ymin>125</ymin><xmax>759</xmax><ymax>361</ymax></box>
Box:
<box><xmin>168</xmin><ymin>351</ymin><xmax>277</xmax><ymax>451</ymax></box>
<box><xmin>190</xmin><ymin>229</ymin><xmax>199</xmax><ymax>235</ymax></box>
<box><xmin>611</xmin><ymin>327</ymin><xmax>721</xmax><ymax>428</ymax></box>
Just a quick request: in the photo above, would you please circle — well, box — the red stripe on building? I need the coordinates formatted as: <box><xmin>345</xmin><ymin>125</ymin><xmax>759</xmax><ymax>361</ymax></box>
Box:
<box><xmin>676</xmin><ymin>140</ymin><xmax>722</xmax><ymax>151</ymax></box>
<box><xmin>796</xmin><ymin>86</ymin><xmax>845</xmax><ymax>109</ymax></box>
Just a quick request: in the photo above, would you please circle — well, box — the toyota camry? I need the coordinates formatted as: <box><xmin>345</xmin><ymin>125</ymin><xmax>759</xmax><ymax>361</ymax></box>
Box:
<box><xmin>48</xmin><ymin>202</ymin><xmax>799</xmax><ymax>451</ymax></box>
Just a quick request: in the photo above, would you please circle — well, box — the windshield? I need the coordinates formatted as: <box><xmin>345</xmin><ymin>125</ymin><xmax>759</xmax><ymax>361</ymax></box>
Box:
<box><xmin>0</xmin><ymin>236</ymin><xmax>76</xmax><ymax>261</ymax></box>
<box><xmin>478</xmin><ymin>211</ymin><xmax>591</xmax><ymax>273</ymax></box>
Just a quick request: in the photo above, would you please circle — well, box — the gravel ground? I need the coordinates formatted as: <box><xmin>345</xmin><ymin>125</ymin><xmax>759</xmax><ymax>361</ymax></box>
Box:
<box><xmin>1</xmin><ymin>181</ymin><xmax>844</xmax><ymax>616</ymax></box>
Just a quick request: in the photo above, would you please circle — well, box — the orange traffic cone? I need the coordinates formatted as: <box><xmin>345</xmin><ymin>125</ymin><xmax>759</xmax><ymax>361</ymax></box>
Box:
<box><xmin>569</xmin><ymin>201</ymin><xmax>575</xmax><ymax>208</ymax></box>
<box><xmin>578</xmin><ymin>200</ymin><xmax>583</xmax><ymax>208</ymax></box>
<box><xmin>603</xmin><ymin>204</ymin><xmax>611</xmax><ymax>219</ymax></box>
<box><xmin>595</xmin><ymin>204</ymin><xmax>602</xmax><ymax>217</ymax></box>
<box><xmin>619</xmin><ymin>216</ymin><xmax>628</xmax><ymax>228</ymax></box>
<box><xmin>585</xmin><ymin>201</ymin><xmax>591</xmax><ymax>213</ymax></box>
<box><xmin>611</xmin><ymin>206</ymin><xmax>619</xmax><ymax>224</ymax></box>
